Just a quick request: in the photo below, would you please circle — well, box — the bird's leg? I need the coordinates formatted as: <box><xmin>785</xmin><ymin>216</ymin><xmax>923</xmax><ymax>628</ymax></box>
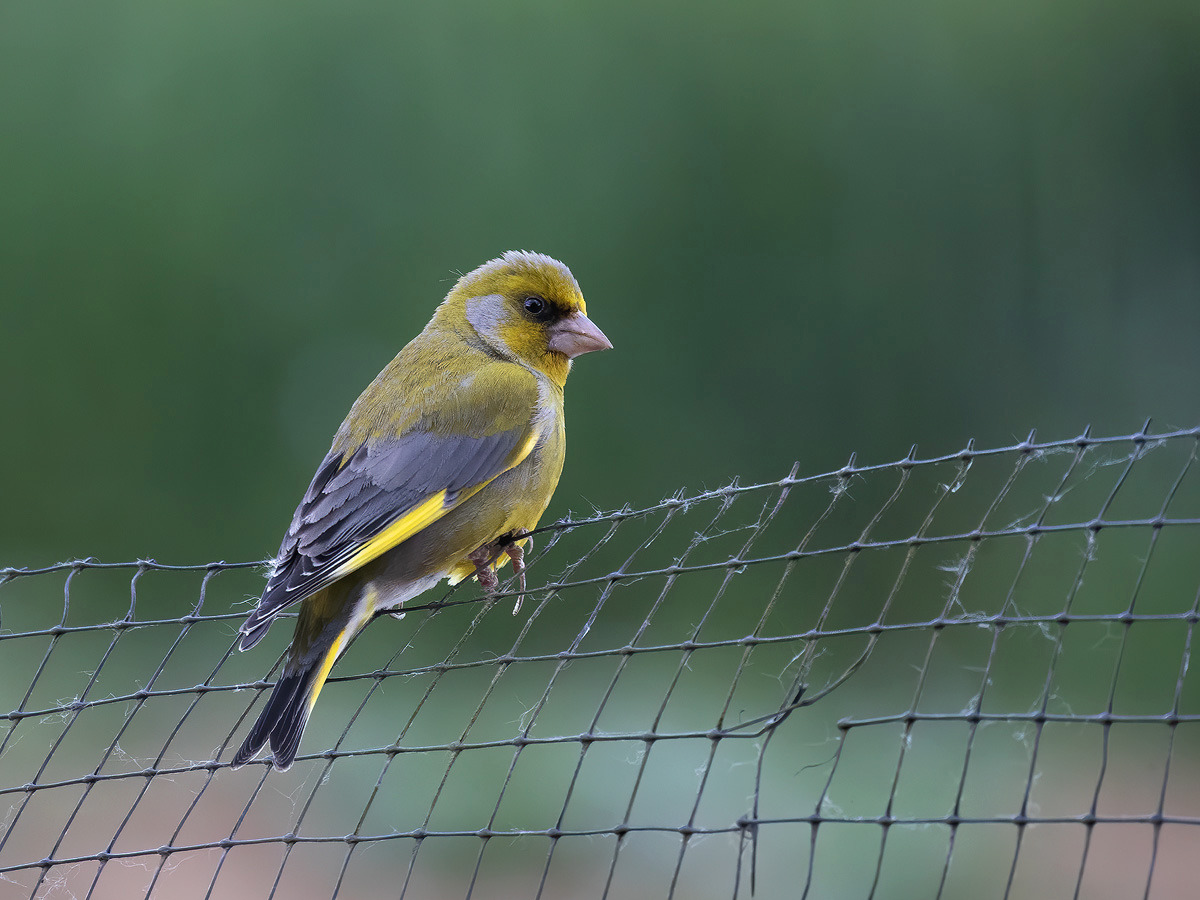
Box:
<box><xmin>504</xmin><ymin>535</ymin><xmax>530</xmax><ymax>615</ymax></box>
<box><xmin>468</xmin><ymin>532</ymin><xmax>531</xmax><ymax>612</ymax></box>
<box><xmin>467</xmin><ymin>545</ymin><xmax>500</xmax><ymax>594</ymax></box>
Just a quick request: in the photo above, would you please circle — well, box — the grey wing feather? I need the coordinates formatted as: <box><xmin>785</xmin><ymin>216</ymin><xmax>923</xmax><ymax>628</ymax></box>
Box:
<box><xmin>239</xmin><ymin>426</ymin><xmax>528</xmax><ymax>649</ymax></box>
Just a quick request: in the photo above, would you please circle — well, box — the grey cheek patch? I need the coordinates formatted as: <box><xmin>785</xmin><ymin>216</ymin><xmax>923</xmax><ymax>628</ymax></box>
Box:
<box><xmin>464</xmin><ymin>293</ymin><xmax>509</xmax><ymax>343</ymax></box>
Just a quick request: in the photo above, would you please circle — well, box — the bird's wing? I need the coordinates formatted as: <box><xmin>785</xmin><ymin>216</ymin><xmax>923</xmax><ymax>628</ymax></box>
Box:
<box><xmin>239</xmin><ymin>368</ymin><xmax>541</xmax><ymax>649</ymax></box>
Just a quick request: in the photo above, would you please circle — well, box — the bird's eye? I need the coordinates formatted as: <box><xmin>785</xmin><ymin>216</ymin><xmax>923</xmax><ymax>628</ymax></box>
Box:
<box><xmin>523</xmin><ymin>295</ymin><xmax>550</xmax><ymax>319</ymax></box>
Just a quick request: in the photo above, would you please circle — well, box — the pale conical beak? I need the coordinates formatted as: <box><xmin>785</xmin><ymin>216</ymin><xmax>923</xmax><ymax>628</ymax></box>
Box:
<box><xmin>547</xmin><ymin>311</ymin><xmax>613</xmax><ymax>359</ymax></box>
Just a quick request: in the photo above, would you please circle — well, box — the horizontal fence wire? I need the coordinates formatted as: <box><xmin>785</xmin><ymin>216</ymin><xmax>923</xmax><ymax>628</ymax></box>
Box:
<box><xmin>1</xmin><ymin>423</ymin><xmax>1199</xmax><ymax>899</ymax></box>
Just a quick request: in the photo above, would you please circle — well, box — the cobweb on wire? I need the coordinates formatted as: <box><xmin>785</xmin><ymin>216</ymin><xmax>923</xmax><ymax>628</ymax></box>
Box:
<box><xmin>2</xmin><ymin>423</ymin><xmax>1199</xmax><ymax>900</ymax></box>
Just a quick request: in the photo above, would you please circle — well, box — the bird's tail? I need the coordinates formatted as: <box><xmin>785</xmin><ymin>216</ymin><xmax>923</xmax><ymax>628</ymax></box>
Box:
<box><xmin>230</xmin><ymin>660</ymin><xmax>323</xmax><ymax>770</ymax></box>
<box><xmin>232</xmin><ymin>589</ymin><xmax>369</xmax><ymax>771</ymax></box>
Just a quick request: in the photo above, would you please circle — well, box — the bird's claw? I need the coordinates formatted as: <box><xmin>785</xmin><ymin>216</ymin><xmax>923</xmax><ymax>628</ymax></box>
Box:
<box><xmin>467</xmin><ymin>545</ymin><xmax>501</xmax><ymax>594</ymax></box>
<box><xmin>467</xmin><ymin>534</ymin><xmax>530</xmax><ymax>614</ymax></box>
<box><xmin>504</xmin><ymin>538</ymin><xmax>528</xmax><ymax>615</ymax></box>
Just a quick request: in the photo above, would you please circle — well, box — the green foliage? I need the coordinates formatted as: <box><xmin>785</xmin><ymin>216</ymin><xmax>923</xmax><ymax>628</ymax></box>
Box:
<box><xmin>2</xmin><ymin>0</ymin><xmax>1198</xmax><ymax>572</ymax></box>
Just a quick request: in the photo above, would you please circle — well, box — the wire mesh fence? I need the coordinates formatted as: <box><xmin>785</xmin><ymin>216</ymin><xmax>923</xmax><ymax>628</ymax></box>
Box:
<box><xmin>2</xmin><ymin>423</ymin><xmax>1199</xmax><ymax>899</ymax></box>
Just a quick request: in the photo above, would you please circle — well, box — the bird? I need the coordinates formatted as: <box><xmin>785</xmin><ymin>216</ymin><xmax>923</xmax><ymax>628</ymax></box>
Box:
<box><xmin>231</xmin><ymin>250</ymin><xmax>611</xmax><ymax>770</ymax></box>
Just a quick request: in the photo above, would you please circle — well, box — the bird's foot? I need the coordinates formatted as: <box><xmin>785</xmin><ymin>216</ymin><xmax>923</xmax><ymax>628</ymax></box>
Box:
<box><xmin>467</xmin><ymin>533</ymin><xmax>531</xmax><ymax>614</ymax></box>
<box><xmin>467</xmin><ymin>544</ymin><xmax>501</xmax><ymax>594</ymax></box>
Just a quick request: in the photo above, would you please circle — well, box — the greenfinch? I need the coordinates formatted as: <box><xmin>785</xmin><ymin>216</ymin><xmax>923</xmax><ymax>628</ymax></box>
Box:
<box><xmin>232</xmin><ymin>251</ymin><xmax>611</xmax><ymax>770</ymax></box>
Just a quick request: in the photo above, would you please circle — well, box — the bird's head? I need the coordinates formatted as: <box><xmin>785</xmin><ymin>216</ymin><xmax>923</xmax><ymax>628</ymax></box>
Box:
<box><xmin>444</xmin><ymin>250</ymin><xmax>611</xmax><ymax>386</ymax></box>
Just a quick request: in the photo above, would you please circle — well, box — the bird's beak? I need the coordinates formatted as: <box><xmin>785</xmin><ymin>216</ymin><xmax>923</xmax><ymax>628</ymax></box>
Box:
<box><xmin>547</xmin><ymin>311</ymin><xmax>613</xmax><ymax>358</ymax></box>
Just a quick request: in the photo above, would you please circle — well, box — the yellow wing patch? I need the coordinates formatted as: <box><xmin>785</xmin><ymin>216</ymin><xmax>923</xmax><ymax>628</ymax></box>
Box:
<box><xmin>334</xmin><ymin>490</ymin><xmax>449</xmax><ymax>577</ymax></box>
<box><xmin>331</xmin><ymin>427</ymin><xmax>541</xmax><ymax>581</ymax></box>
<box><xmin>512</xmin><ymin>428</ymin><xmax>540</xmax><ymax>472</ymax></box>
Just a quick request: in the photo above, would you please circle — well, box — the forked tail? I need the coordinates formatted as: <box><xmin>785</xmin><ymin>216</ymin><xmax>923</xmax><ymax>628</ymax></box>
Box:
<box><xmin>231</xmin><ymin>659</ymin><xmax>323</xmax><ymax>770</ymax></box>
<box><xmin>232</xmin><ymin>583</ymin><xmax>378</xmax><ymax>770</ymax></box>
<box><xmin>232</xmin><ymin>618</ymin><xmax>357</xmax><ymax>770</ymax></box>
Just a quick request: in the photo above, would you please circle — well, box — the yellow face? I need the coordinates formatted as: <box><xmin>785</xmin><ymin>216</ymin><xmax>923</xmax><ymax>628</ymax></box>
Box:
<box><xmin>453</xmin><ymin>251</ymin><xmax>610</xmax><ymax>386</ymax></box>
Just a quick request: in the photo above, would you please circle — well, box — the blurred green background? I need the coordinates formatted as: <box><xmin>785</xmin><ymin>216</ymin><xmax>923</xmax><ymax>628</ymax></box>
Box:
<box><xmin>2</xmin><ymin>2</ymin><xmax>1200</xmax><ymax>899</ymax></box>
<box><xmin>3</xmin><ymin>0</ymin><xmax>1198</xmax><ymax>568</ymax></box>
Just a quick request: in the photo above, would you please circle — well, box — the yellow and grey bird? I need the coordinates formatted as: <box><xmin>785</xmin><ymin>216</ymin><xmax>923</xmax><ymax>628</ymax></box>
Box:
<box><xmin>231</xmin><ymin>251</ymin><xmax>611</xmax><ymax>770</ymax></box>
